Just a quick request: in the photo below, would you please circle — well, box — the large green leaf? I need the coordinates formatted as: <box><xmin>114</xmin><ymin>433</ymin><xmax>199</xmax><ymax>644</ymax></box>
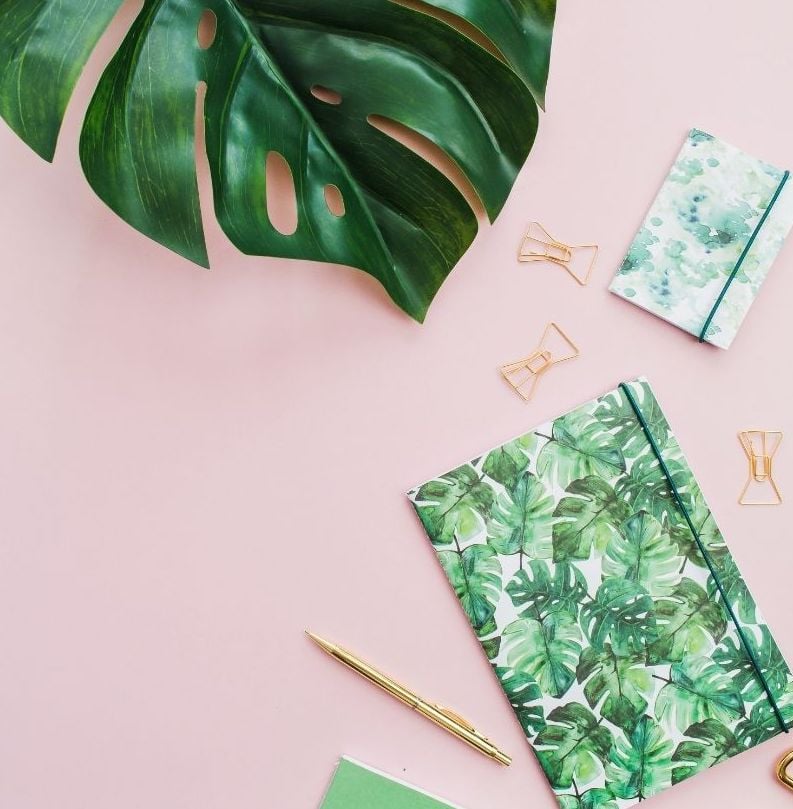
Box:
<box><xmin>605</xmin><ymin>715</ymin><xmax>674</xmax><ymax>801</ymax></box>
<box><xmin>655</xmin><ymin>657</ymin><xmax>744</xmax><ymax>733</ymax></box>
<box><xmin>734</xmin><ymin>699</ymin><xmax>783</xmax><ymax>748</ymax></box>
<box><xmin>595</xmin><ymin>383</ymin><xmax>669</xmax><ymax>460</ymax></box>
<box><xmin>0</xmin><ymin>0</ymin><xmax>556</xmax><ymax>322</ymax></box>
<box><xmin>671</xmin><ymin>720</ymin><xmax>744</xmax><ymax>785</ymax></box>
<box><xmin>552</xmin><ymin>477</ymin><xmax>629</xmax><ymax>562</ymax></box>
<box><xmin>576</xmin><ymin>644</ymin><xmax>653</xmax><ymax>732</ymax></box>
<box><xmin>413</xmin><ymin>466</ymin><xmax>493</xmax><ymax>546</ymax></box>
<box><xmin>535</xmin><ymin>703</ymin><xmax>614</xmax><ymax>790</ymax></box>
<box><xmin>647</xmin><ymin>578</ymin><xmax>726</xmax><ymax>664</ymax></box>
<box><xmin>580</xmin><ymin>578</ymin><xmax>657</xmax><ymax>656</ymax></box>
<box><xmin>502</xmin><ymin>613</ymin><xmax>582</xmax><ymax>698</ymax></box>
<box><xmin>537</xmin><ymin>413</ymin><xmax>626</xmax><ymax>491</ymax></box>
<box><xmin>712</xmin><ymin>625</ymin><xmax>790</xmax><ymax>703</ymax></box>
<box><xmin>668</xmin><ymin>489</ymin><xmax>727</xmax><ymax>568</ymax></box>
<box><xmin>481</xmin><ymin>435</ymin><xmax>537</xmax><ymax>489</ymax></box>
<box><xmin>489</xmin><ymin>472</ymin><xmax>555</xmax><ymax>558</ymax></box>
<box><xmin>506</xmin><ymin>559</ymin><xmax>587</xmax><ymax>622</ymax></box>
<box><xmin>603</xmin><ymin>511</ymin><xmax>682</xmax><ymax>596</ymax></box>
<box><xmin>558</xmin><ymin>789</ymin><xmax>617</xmax><ymax>809</ymax></box>
<box><xmin>438</xmin><ymin>543</ymin><xmax>501</xmax><ymax>629</ymax></box>
<box><xmin>707</xmin><ymin>554</ymin><xmax>757</xmax><ymax>624</ymax></box>
<box><xmin>493</xmin><ymin>665</ymin><xmax>545</xmax><ymax>739</ymax></box>
<box><xmin>615</xmin><ymin>453</ymin><xmax>691</xmax><ymax>526</ymax></box>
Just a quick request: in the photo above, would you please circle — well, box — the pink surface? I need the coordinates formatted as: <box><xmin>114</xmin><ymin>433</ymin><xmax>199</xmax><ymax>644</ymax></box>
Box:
<box><xmin>2</xmin><ymin>2</ymin><xmax>793</xmax><ymax>808</ymax></box>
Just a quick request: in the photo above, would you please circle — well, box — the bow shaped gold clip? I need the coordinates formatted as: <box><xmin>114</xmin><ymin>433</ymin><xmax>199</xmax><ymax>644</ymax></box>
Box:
<box><xmin>738</xmin><ymin>430</ymin><xmax>783</xmax><ymax>505</ymax></box>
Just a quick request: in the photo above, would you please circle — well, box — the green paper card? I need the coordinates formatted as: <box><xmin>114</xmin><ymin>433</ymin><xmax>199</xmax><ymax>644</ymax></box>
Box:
<box><xmin>409</xmin><ymin>378</ymin><xmax>793</xmax><ymax>808</ymax></box>
<box><xmin>319</xmin><ymin>757</ymin><xmax>465</xmax><ymax>808</ymax></box>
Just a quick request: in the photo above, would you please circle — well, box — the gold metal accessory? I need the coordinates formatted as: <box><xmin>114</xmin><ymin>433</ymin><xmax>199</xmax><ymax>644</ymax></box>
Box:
<box><xmin>305</xmin><ymin>631</ymin><xmax>511</xmax><ymax>766</ymax></box>
<box><xmin>738</xmin><ymin>430</ymin><xmax>783</xmax><ymax>505</ymax></box>
<box><xmin>500</xmin><ymin>321</ymin><xmax>580</xmax><ymax>402</ymax></box>
<box><xmin>518</xmin><ymin>221</ymin><xmax>598</xmax><ymax>286</ymax></box>
<box><xmin>777</xmin><ymin>749</ymin><xmax>793</xmax><ymax>791</ymax></box>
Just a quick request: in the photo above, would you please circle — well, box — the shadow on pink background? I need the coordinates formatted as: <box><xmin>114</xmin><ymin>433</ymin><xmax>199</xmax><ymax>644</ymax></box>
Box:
<box><xmin>2</xmin><ymin>2</ymin><xmax>793</xmax><ymax>808</ymax></box>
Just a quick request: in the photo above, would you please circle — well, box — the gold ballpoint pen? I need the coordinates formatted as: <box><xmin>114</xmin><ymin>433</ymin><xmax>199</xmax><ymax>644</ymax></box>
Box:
<box><xmin>306</xmin><ymin>631</ymin><xmax>511</xmax><ymax>766</ymax></box>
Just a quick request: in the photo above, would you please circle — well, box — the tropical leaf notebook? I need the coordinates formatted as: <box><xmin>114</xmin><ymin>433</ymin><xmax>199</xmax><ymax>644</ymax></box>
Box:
<box><xmin>610</xmin><ymin>129</ymin><xmax>793</xmax><ymax>349</ymax></box>
<box><xmin>408</xmin><ymin>378</ymin><xmax>793</xmax><ymax>808</ymax></box>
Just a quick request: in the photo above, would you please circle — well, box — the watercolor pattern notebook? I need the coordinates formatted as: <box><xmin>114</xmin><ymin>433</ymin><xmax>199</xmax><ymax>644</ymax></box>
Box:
<box><xmin>319</xmin><ymin>757</ymin><xmax>465</xmax><ymax>809</ymax></box>
<box><xmin>610</xmin><ymin>129</ymin><xmax>793</xmax><ymax>348</ymax></box>
<box><xmin>409</xmin><ymin>378</ymin><xmax>793</xmax><ymax>808</ymax></box>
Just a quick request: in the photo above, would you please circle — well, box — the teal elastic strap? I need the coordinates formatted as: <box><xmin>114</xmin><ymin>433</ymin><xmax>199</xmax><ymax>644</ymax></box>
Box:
<box><xmin>619</xmin><ymin>382</ymin><xmax>788</xmax><ymax>733</ymax></box>
<box><xmin>698</xmin><ymin>169</ymin><xmax>790</xmax><ymax>343</ymax></box>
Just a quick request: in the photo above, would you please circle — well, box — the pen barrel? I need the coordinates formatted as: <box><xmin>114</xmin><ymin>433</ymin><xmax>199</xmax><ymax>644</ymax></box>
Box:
<box><xmin>334</xmin><ymin>652</ymin><xmax>418</xmax><ymax>706</ymax></box>
<box><xmin>415</xmin><ymin>701</ymin><xmax>512</xmax><ymax>766</ymax></box>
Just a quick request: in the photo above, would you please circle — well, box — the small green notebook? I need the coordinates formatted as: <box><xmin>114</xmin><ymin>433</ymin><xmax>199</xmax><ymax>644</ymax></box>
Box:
<box><xmin>319</xmin><ymin>757</ymin><xmax>465</xmax><ymax>809</ymax></box>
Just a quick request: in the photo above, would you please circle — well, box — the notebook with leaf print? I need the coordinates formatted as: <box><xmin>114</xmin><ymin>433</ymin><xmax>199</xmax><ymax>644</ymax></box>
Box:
<box><xmin>610</xmin><ymin>129</ymin><xmax>793</xmax><ymax>349</ymax></box>
<box><xmin>408</xmin><ymin>378</ymin><xmax>793</xmax><ymax>808</ymax></box>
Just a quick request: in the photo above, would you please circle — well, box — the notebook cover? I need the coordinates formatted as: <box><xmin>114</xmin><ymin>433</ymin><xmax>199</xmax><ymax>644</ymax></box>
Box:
<box><xmin>408</xmin><ymin>378</ymin><xmax>793</xmax><ymax>808</ymax></box>
<box><xmin>319</xmin><ymin>757</ymin><xmax>465</xmax><ymax>809</ymax></box>
<box><xmin>610</xmin><ymin>129</ymin><xmax>793</xmax><ymax>348</ymax></box>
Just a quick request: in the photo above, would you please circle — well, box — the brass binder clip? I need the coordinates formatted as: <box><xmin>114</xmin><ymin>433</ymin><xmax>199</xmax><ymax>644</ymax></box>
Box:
<box><xmin>738</xmin><ymin>430</ymin><xmax>783</xmax><ymax>505</ymax></box>
<box><xmin>517</xmin><ymin>222</ymin><xmax>598</xmax><ymax>286</ymax></box>
<box><xmin>500</xmin><ymin>322</ymin><xmax>580</xmax><ymax>402</ymax></box>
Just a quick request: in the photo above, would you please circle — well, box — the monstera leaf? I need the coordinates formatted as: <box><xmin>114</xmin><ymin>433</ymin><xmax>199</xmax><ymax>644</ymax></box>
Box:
<box><xmin>535</xmin><ymin>703</ymin><xmax>614</xmax><ymax>789</ymax></box>
<box><xmin>713</xmin><ymin>625</ymin><xmax>790</xmax><ymax>703</ymax></box>
<box><xmin>537</xmin><ymin>413</ymin><xmax>626</xmax><ymax>490</ymax></box>
<box><xmin>648</xmin><ymin>578</ymin><xmax>726</xmax><ymax>664</ymax></box>
<box><xmin>413</xmin><ymin>465</ymin><xmax>493</xmax><ymax>546</ymax></box>
<box><xmin>576</xmin><ymin>644</ymin><xmax>653</xmax><ymax>732</ymax></box>
<box><xmin>0</xmin><ymin>0</ymin><xmax>556</xmax><ymax>321</ymax></box>
<box><xmin>482</xmin><ymin>435</ymin><xmax>538</xmax><ymax>489</ymax></box>
<box><xmin>615</xmin><ymin>453</ymin><xmax>691</xmax><ymax>525</ymax></box>
<box><xmin>668</xmin><ymin>489</ymin><xmax>727</xmax><ymax>568</ymax></box>
<box><xmin>506</xmin><ymin>559</ymin><xmax>587</xmax><ymax>622</ymax></box>
<box><xmin>654</xmin><ymin>657</ymin><xmax>743</xmax><ymax>733</ymax></box>
<box><xmin>494</xmin><ymin>665</ymin><xmax>545</xmax><ymax>739</ymax></box>
<box><xmin>605</xmin><ymin>715</ymin><xmax>674</xmax><ymax>801</ymax></box>
<box><xmin>671</xmin><ymin>720</ymin><xmax>744</xmax><ymax>785</ymax></box>
<box><xmin>595</xmin><ymin>384</ymin><xmax>669</xmax><ymax>459</ymax></box>
<box><xmin>558</xmin><ymin>789</ymin><xmax>618</xmax><ymax>809</ymax></box>
<box><xmin>489</xmin><ymin>472</ymin><xmax>555</xmax><ymax>558</ymax></box>
<box><xmin>502</xmin><ymin>613</ymin><xmax>582</xmax><ymax>698</ymax></box>
<box><xmin>553</xmin><ymin>477</ymin><xmax>629</xmax><ymax>562</ymax></box>
<box><xmin>707</xmin><ymin>554</ymin><xmax>757</xmax><ymax>624</ymax></box>
<box><xmin>603</xmin><ymin>511</ymin><xmax>682</xmax><ymax>596</ymax></box>
<box><xmin>735</xmin><ymin>700</ymin><xmax>783</xmax><ymax>748</ymax></box>
<box><xmin>581</xmin><ymin>578</ymin><xmax>657</xmax><ymax>656</ymax></box>
<box><xmin>438</xmin><ymin>543</ymin><xmax>502</xmax><ymax>629</ymax></box>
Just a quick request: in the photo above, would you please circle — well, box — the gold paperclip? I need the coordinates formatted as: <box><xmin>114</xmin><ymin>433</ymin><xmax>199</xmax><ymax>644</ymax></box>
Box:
<box><xmin>738</xmin><ymin>430</ymin><xmax>783</xmax><ymax>505</ymax></box>
<box><xmin>500</xmin><ymin>322</ymin><xmax>580</xmax><ymax>402</ymax></box>
<box><xmin>518</xmin><ymin>222</ymin><xmax>598</xmax><ymax>286</ymax></box>
<box><xmin>778</xmin><ymin>749</ymin><xmax>793</xmax><ymax>791</ymax></box>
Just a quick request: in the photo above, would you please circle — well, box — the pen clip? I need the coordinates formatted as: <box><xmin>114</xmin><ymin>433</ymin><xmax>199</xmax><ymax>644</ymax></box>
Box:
<box><xmin>435</xmin><ymin>705</ymin><xmax>478</xmax><ymax>734</ymax></box>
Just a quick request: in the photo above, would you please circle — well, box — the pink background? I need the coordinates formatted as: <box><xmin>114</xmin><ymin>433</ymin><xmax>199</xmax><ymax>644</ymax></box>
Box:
<box><xmin>2</xmin><ymin>2</ymin><xmax>793</xmax><ymax>807</ymax></box>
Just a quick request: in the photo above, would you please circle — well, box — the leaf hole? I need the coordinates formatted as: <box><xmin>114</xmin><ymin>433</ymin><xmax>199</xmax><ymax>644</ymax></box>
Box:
<box><xmin>265</xmin><ymin>152</ymin><xmax>298</xmax><ymax>236</ymax></box>
<box><xmin>197</xmin><ymin>9</ymin><xmax>217</xmax><ymax>49</ymax></box>
<box><xmin>310</xmin><ymin>85</ymin><xmax>343</xmax><ymax>106</ymax></box>
<box><xmin>367</xmin><ymin>114</ymin><xmax>485</xmax><ymax>220</ymax></box>
<box><xmin>324</xmin><ymin>184</ymin><xmax>345</xmax><ymax>217</ymax></box>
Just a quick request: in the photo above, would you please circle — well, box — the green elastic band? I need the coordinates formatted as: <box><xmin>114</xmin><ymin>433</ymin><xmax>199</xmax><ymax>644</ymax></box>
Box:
<box><xmin>619</xmin><ymin>382</ymin><xmax>788</xmax><ymax>733</ymax></box>
<box><xmin>698</xmin><ymin>170</ymin><xmax>790</xmax><ymax>343</ymax></box>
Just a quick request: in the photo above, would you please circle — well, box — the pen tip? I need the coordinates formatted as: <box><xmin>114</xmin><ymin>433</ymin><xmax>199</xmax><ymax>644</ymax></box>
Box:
<box><xmin>304</xmin><ymin>631</ymin><xmax>334</xmax><ymax>654</ymax></box>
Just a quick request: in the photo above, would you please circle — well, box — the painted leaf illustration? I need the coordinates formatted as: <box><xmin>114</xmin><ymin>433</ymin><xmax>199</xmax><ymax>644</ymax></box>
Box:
<box><xmin>489</xmin><ymin>472</ymin><xmax>555</xmax><ymax>558</ymax></box>
<box><xmin>648</xmin><ymin>578</ymin><xmax>726</xmax><ymax>664</ymax></box>
<box><xmin>615</xmin><ymin>453</ymin><xmax>691</xmax><ymax>525</ymax></box>
<box><xmin>553</xmin><ymin>477</ymin><xmax>629</xmax><ymax>562</ymax></box>
<box><xmin>713</xmin><ymin>625</ymin><xmax>789</xmax><ymax>702</ymax></box>
<box><xmin>576</xmin><ymin>645</ymin><xmax>652</xmax><ymax>732</ymax></box>
<box><xmin>494</xmin><ymin>666</ymin><xmax>545</xmax><ymax>739</ymax></box>
<box><xmin>506</xmin><ymin>560</ymin><xmax>587</xmax><ymax>622</ymax></box>
<box><xmin>502</xmin><ymin>614</ymin><xmax>582</xmax><ymax>699</ymax></box>
<box><xmin>734</xmin><ymin>699</ymin><xmax>782</xmax><ymax>748</ymax></box>
<box><xmin>414</xmin><ymin>466</ymin><xmax>492</xmax><ymax>546</ymax></box>
<box><xmin>668</xmin><ymin>489</ymin><xmax>727</xmax><ymax>568</ymax></box>
<box><xmin>655</xmin><ymin>657</ymin><xmax>743</xmax><ymax>733</ymax></box>
<box><xmin>476</xmin><ymin>616</ymin><xmax>501</xmax><ymax>661</ymax></box>
<box><xmin>535</xmin><ymin>703</ymin><xmax>614</xmax><ymax>790</ymax></box>
<box><xmin>672</xmin><ymin>719</ymin><xmax>744</xmax><ymax>785</ymax></box>
<box><xmin>0</xmin><ymin>0</ymin><xmax>557</xmax><ymax>322</ymax></box>
<box><xmin>603</xmin><ymin>511</ymin><xmax>682</xmax><ymax>596</ymax></box>
<box><xmin>581</xmin><ymin>578</ymin><xmax>657</xmax><ymax>656</ymax></box>
<box><xmin>482</xmin><ymin>435</ymin><xmax>537</xmax><ymax>489</ymax></box>
<box><xmin>536</xmin><ymin>412</ymin><xmax>625</xmax><ymax>490</ymax></box>
<box><xmin>595</xmin><ymin>383</ymin><xmax>669</xmax><ymax>459</ymax></box>
<box><xmin>438</xmin><ymin>544</ymin><xmax>501</xmax><ymax>629</ymax></box>
<box><xmin>707</xmin><ymin>554</ymin><xmax>757</xmax><ymax>624</ymax></box>
<box><xmin>558</xmin><ymin>789</ymin><xmax>618</xmax><ymax>809</ymax></box>
<box><xmin>605</xmin><ymin>715</ymin><xmax>674</xmax><ymax>801</ymax></box>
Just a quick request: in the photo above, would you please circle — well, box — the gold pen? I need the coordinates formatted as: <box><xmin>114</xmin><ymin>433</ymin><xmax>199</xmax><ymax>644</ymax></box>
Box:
<box><xmin>305</xmin><ymin>631</ymin><xmax>511</xmax><ymax>766</ymax></box>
